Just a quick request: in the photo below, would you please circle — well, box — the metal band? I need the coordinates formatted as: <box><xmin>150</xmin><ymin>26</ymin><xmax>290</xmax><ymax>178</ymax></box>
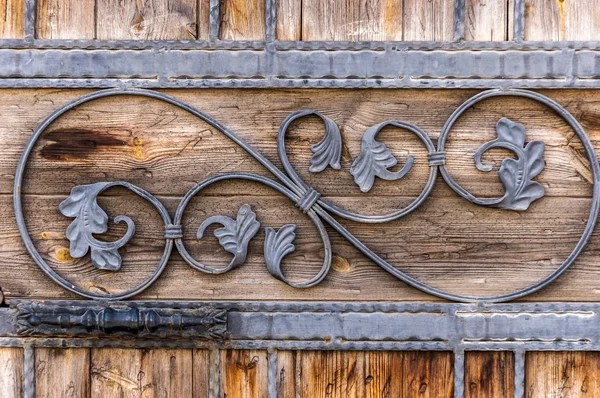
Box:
<box><xmin>295</xmin><ymin>188</ymin><xmax>321</xmax><ymax>213</ymax></box>
<box><xmin>427</xmin><ymin>151</ymin><xmax>446</xmax><ymax>166</ymax></box>
<box><xmin>164</xmin><ymin>224</ymin><xmax>184</xmax><ymax>239</ymax></box>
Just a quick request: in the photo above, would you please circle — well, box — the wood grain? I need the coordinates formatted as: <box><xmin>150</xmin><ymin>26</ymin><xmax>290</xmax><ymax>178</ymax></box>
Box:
<box><xmin>526</xmin><ymin>351</ymin><xmax>600</xmax><ymax>397</ymax></box>
<box><xmin>465</xmin><ymin>0</ymin><xmax>508</xmax><ymax>41</ymax></box>
<box><xmin>302</xmin><ymin>0</ymin><xmax>402</xmax><ymax>41</ymax></box>
<box><xmin>403</xmin><ymin>0</ymin><xmax>454</xmax><ymax>41</ymax></box>
<box><xmin>465</xmin><ymin>351</ymin><xmax>514</xmax><ymax>398</ymax></box>
<box><xmin>36</xmin><ymin>0</ymin><xmax>95</xmax><ymax>39</ymax></box>
<box><xmin>35</xmin><ymin>348</ymin><xmax>90</xmax><ymax>398</ymax></box>
<box><xmin>193</xmin><ymin>349</ymin><xmax>210</xmax><ymax>398</ymax></box>
<box><xmin>0</xmin><ymin>0</ymin><xmax>25</xmax><ymax>38</ymax></box>
<box><xmin>0</xmin><ymin>348</ymin><xmax>23</xmax><ymax>398</ymax></box>
<box><xmin>298</xmin><ymin>351</ymin><xmax>447</xmax><ymax>396</ymax></box>
<box><xmin>524</xmin><ymin>0</ymin><xmax>600</xmax><ymax>41</ymax></box>
<box><xmin>276</xmin><ymin>351</ymin><xmax>296</xmax><ymax>398</ymax></box>
<box><xmin>276</xmin><ymin>0</ymin><xmax>301</xmax><ymax>40</ymax></box>
<box><xmin>403</xmin><ymin>351</ymin><xmax>454</xmax><ymax>397</ymax></box>
<box><xmin>91</xmin><ymin>348</ymin><xmax>193</xmax><ymax>397</ymax></box>
<box><xmin>220</xmin><ymin>0</ymin><xmax>266</xmax><ymax>40</ymax></box>
<box><xmin>96</xmin><ymin>0</ymin><xmax>198</xmax><ymax>40</ymax></box>
<box><xmin>1</xmin><ymin>89</ymin><xmax>600</xmax><ymax>302</ymax></box>
<box><xmin>220</xmin><ymin>349</ymin><xmax>268</xmax><ymax>398</ymax></box>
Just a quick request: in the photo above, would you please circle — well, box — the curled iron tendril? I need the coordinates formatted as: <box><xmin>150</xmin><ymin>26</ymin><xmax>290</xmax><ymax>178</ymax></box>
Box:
<box><xmin>15</xmin><ymin>88</ymin><xmax>600</xmax><ymax>303</ymax></box>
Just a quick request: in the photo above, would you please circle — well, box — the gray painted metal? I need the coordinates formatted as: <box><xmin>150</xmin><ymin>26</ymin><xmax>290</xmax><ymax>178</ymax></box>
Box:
<box><xmin>13</xmin><ymin>88</ymin><xmax>600</xmax><ymax>303</ymax></box>
<box><xmin>2</xmin><ymin>46</ymin><xmax>600</xmax><ymax>88</ymax></box>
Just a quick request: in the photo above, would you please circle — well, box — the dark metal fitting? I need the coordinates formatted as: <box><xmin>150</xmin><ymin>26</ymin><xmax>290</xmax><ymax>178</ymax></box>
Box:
<box><xmin>295</xmin><ymin>187</ymin><xmax>321</xmax><ymax>213</ymax></box>
<box><xmin>164</xmin><ymin>224</ymin><xmax>183</xmax><ymax>239</ymax></box>
<box><xmin>428</xmin><ymin>151</ymin><xmax>446</xmax><ymax>166</ymax></box>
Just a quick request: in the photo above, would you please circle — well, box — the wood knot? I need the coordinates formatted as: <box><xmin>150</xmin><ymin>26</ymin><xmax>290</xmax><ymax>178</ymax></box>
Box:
<box><xmin>55</xmin><ymin>247</ymin><xmax>73</xmax><ymax>262</ymax></box>
<box><xmin>332</xmin><ymin>256</ymin><xmax>351</xmax><ymax>272</ymax></box>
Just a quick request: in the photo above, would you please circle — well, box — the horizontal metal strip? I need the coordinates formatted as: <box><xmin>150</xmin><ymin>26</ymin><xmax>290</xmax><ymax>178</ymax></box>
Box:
<box><xmin>1</xmin><ymin>48</ymin><xmax>600</xmax><ymax>88</ymax></box>
<box><xmin>2</xmin><ymin>301</ymin><xmax>600</xmax><ymax>348</ymax></box>
<box><xmin>3</xmin><ymin>39</ymin><xmax>600</xmax><ymax>51</ymax></box>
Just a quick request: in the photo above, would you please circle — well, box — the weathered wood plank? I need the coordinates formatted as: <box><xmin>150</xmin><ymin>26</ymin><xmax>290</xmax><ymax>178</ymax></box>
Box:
<box><xmin>465</xmin><ymin>351</ymin><xmax>514</xmax><ymax>398</ymax></box>
<box><xmin>198</xmin><ymin>0</ymin><xmax>211</xmax><ymax>40</ymax></box>
<box><xmin>1</xmin><ymin>89</ymin><xmax>600</xmax><ymax>302</ymax></box>
<box><xmin>301</xmin><ymin>0</ymin><xmax>402</xmax><ymax>41</ymax></box>
<box><xmin>0</xmin><ymin>0</ymin><xmax>25</xmax><ymax>38</ymax></box>
<box><xmin>276</xmin><ymin>350</ymin><xmax>296</xmax><ymax>398</ymax></box>
<box><xmin>220</xmin><ymin>349</ymin><xmax>268</xmax><ymax>398</ymax></box>
<box><xmin>276</xmin><ymin>0</ymin><xmax>300</xmax><ymax>40</ymax></box>
<box><xmin>465</xmin><ymin>0</ymin><xmax>508</xmax><ymax>41</ymax></box>
<box><xmin>363</xmin><ymin>351</ymin><xmax>403</xmax><ymax>398</ymax></box>
<box><xmin>0</xmin><ymin>348</ymin><xmax>23</xmax><ymax>398</ymax></box>
<box><xmin>96</xmin><ymin>0</ymin><xmax>198</xmax><ymax>40</ymax></box>
<box><xmin>36</xmin><ymin>0</ymin><xmax>95</xmax><ymax>39</ymax></box>
<box><xmin>403</xmin><ymin>0</ymin><xmax>454</xmax><ymax>41</ymax></box>
<box><xmin>35</xmin><ymin>348</ymin><xmax>90</xmax><ymax>398</ymax></box>
<box><xmin>524</xmin><ymin>0</ymin><xmax>600</xmax><ymax>41</ymax></box>
<box><xmin>298</xmin><ymin>351</ymin><xmax>365</xmax><ymax>397</ymax></box>
<box><xmin>193</xmin><ymin>349</ymin><xmax>210</xmax><ymax>397</ymax></box>
<box><xmin>91</xmin><ymin>348</ymin><xmax>193</xmax><ymax>397</ymax></box>
<box><xmin>402</xmin><ymin>351</ymin><xmax>454</xmax><ymax>397</ymax></box>
<box><xmin>220</xmin><ymin>0</ymin><xmax>266</xmax><ymax>40</ymax></box>
<box><xmin>526</xmin><ymin>351</ymin><xmax>600</xmax><ymax>397</ymax></box>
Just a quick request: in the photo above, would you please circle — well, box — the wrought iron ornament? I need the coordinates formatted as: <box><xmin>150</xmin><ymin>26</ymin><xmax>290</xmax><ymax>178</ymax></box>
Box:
<box><xmin>13</xmin><ymin>88</ymin><xmax>600</xmax><ymax>303</ymax></box>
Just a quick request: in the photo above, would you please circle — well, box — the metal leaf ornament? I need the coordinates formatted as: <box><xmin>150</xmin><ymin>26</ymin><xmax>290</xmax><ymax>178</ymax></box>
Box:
<box><xmin>474</xmin><ymin>118</ymin><xmax>545</xmax><ymax>211</ymax></box>
<box><xmin>196</xmin><ymin>204</ymin><xmax>260</xmax><ymax>269</ymax></box>
<box><xmin>59</xmin><ymin>183</ymin><xmax>135</xmax><ymax>271</ymax></box>
<box><xmin>309</xmin><ymin>115</ymin><xmax>342</xmax><ymax>173</ymax></box>
<box><xmin>350</xmin><ymin>121</ymin><xmax>415</xmax><ymax>192</ymax></box>
<box><xmin>264</xmin><ymin>224</ymin><xmax>297</xmax><ymax>281</ymax></box>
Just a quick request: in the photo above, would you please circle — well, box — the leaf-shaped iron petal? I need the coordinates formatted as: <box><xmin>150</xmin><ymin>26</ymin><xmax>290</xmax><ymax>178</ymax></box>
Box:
<box><xmin>59</xmin><ymin>183</ymin><xmax>136</xmax><ymax>271</ymax></box>
<box><xmin>309</xmin><ymin>113</ymin><xmax>342</xmax><ymax>173</ymax></box>
<box><xmin>351</xmin><ymin>121</ymin><xmax>415</xmax><ymax>192</ymax></box>
<box><xmin>264</xmin><ymin>224</ymin><xmax>297</xmax><ymax>281</ymax></box>
<box><xmin>474</xmin><ymin>118</ymin><xmax>545</xmax><ymax>210</ymax></box>
<box><xmin>197</xmin><ymin>204</ymin><xmax>260</xmax><ymax>270</ymax></box>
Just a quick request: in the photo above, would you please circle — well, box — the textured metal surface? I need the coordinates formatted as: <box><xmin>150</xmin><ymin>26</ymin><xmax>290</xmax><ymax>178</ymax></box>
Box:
<box><xmin>3</xmin><ymin>46</ymin><xmax>600</xmax><ymax>88</ymax></box>
<box><xmin>14</xmin><ymin>88</ymin><xmax>600</xmax><ymax>302</ymax></box>
<box><xmin>14</xmin><ymin>301</ymin><xmax>226</xmax><ymax>338</ymax></box>
<box><xmin>23</xmin><ymin>343</ymin><xmax>34</xmax><ymax>398</ymax></box>
<box><xmin>453</xmin><ymin>0</ymin><xmax>465</xmax><ymax>41</ymax></box>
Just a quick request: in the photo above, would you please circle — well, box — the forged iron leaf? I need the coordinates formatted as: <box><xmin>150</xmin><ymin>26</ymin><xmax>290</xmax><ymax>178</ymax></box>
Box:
<box><xmin>496</xmin><ymin>117</ymin><xmax>526</xmax><ymax>147</ymax></box>
<box><xmin>264</xmin><ymin>224</ymin><xmax>297</xmax><ymax>281</ymax></box>
<box><xmin>309</xmin><ymin>116</ymin><xmax>342</xmax><ymax>173</ymax></box>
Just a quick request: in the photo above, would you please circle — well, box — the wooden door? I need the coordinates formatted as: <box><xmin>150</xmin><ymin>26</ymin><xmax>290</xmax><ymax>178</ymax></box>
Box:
<box><xmin>2</xmin><ymin>0</ymin><xmax>600</xmax><ymax>397</ymax></box>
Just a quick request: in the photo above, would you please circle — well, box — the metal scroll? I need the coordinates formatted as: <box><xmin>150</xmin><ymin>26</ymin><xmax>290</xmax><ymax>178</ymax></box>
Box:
<box><xmin>13</xmin><ymin>88</ymin><xmax>600</xmax><ymax>303</ymax></box>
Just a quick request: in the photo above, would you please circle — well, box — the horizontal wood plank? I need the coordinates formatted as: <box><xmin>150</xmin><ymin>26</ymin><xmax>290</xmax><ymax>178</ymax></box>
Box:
<box><xmin>0</xmin><ymin>89</ymin><xmax>599</xmax><ymax>301</ymax></box>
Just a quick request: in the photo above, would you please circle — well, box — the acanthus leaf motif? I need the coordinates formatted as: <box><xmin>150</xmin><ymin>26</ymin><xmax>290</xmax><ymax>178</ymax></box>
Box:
<box><xmin>264</xmin><ymin>224</ymin><xmax>297</xmax><ymax>281</ymax></box>
<box><xmin>309</xmin><ymin>115</ymin><xmax>342</xmax><ymax>173</ymax></box>
<box><xmin>475</xmin><ymin>118</ymin><xmax>545</xmax><ymax>211</ymax></box>
<box><xmin>197</xmin><ymin>204</ymin><xmax>260</xmax><ymax>268</ymax></box>
<box><xmin>59</xmin><ymin>183</ymin><xmax>135</xmax><ymax>271</ymax></box>
<box><xmin>350</xmin><ymin>122</ymin><xmax>414</xmax><ymax>193</ymax></box>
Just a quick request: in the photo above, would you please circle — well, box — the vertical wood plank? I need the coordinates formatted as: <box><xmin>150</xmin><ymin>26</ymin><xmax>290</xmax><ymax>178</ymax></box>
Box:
<box><xmin>0</xmin><ymin>348</ymin><xmax>23</xmax><ymax>398</ymax></box>
<box><xmin>465</xmin><ymin>351</ymin><xmax>514</xmax><ymax>398</ymax></box>
<box><xmin>198</xmin><ymin>0</ymin><xmax>211</xmax><ymax>39</ymax></box>
<box><xmin>301</xmin><ymin>0</ymin><xmax>403</xmax><ymax>41</ymax></box>
<box><xmin>91</xmin><ymin>349</ymin><xmax>143</xmax><ymax>398</ymax></box>
<box><xmin>35</xmin><ymin>348</ymin><xmax>90</xmax><ymax>398</ymax></box>
<box><xmin>193</xmin><ymin>349</ymin><xmax>210</xmax><ymax>398</ymax></box>
<box><xmin>276</xmin><ymin>0</ymin><xmax>300</xmax><ymax>40</ymax></box>
<box><xmin>220</xmin><ymin>0</ymin><xmax>266</xmax><ymax>40</ymax></box>
<box><xmin>403</xmin><ymin>351</ymin><xmax>454</xmax><ymax>398</ymax></box>
<box><xmin>403</xmin><ymin>0</ymin><xmax>454</xmax><ymax>41</ymax></box>
<box><xmin>36</xmin><ymin>0</ymin><xmax>95</xmax><ymax>39</ymax></box>
<box><xmin>276</xmin><ymin>351</ymin><xmax>296</xmax><ymax>398</ymax></box>
<box><xmin>0</xmin><ymin>0</ymin><xmax>25</xmax><ymax>38</ymax></box>
<box><xmin>524</xmin><ymin>0</ymin><xmax>600</xmax><ymax>40</ymax></box>
<box><xmin>91</xmin><ymin>348</ymin><xmax>193</xmax><ymax>398</ymax></box>
<box><xmin>364</xmin><ymin>351</ymin><xmax>403</xmax><ymax>398</ymax></box>
<box><xmin>298</xmin><ymin>351</ymin><xmax>365</xmax><ymax>397</ymax></box>
<box><xmin>526</xmin><ymin>352</ymin><xmax>600</xmax><ymax>397</ymax></box>
<box><xmin>96</xmin><ymin>0</ymin><xmax>198</xmax><ymax>40</ymax></box>
<box><xmin>464</xmin><ymin>0</ymin><xmax>508</xmax><ymax>41</ymax></box>
<box><xmin>221</xmin><ymin>349</ymin><xmax>268</xmax><ymax>398</ymax></box>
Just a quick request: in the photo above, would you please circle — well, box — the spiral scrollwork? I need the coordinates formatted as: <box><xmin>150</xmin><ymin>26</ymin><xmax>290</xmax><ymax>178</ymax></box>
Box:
<box><xmin>13</xmin><ymin>88</ymin><xmax>600</xmax><ymax>303</ymax></box>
